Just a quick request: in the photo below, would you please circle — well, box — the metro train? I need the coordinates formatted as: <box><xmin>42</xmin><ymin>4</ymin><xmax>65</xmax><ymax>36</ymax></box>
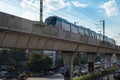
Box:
<box><xmin>45</xmin><ymin>16</ymin><xmax>115</xmax><ymax>45</ymax></box>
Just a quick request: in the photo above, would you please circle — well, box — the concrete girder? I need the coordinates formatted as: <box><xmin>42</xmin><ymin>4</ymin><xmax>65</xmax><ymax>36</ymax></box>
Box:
<box><xmin>0</xmin><ymin>31</ymin><xmax>78</xmax><ymax>51</ymax></box>
<box><xmin>97</xmin><ymin>47</ymin><xmax>115</xmax><ymax>53</ymax></box>
<box><xmin>53</xmin><ymin>40</ymin><xmax>78</xmax><ymax>51</ymax></box>
<box><xmin>0</xmin><ymin>12</ymin><xmax>33</xmax><ymax>33</ymax></box>
<box><xmin>1</xmin><ymin>32</ymin><xmax>19</xmax><ymax>47</ymax></box>
<box><xmin>0</xmin><ymin>12</ymin><xmax>120</xmax><ymax>54</ymax></box>
<box><xmin>0</xmin><ymin>31</ymin><xmax>119</xmax><ymax>54</ymax></box>
<box><xmin>76</xmin><ymin>44</ymin><xmax>99</xmax><ymax>52</ymax></box>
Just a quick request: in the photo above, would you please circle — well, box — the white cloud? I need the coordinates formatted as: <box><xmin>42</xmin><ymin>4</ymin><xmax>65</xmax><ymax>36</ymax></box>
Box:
<box><xmin>20</xmin><ymin>0</ymin><xmax>89</xmax><ymax>21</ymax></box>
<box><xmin>71</xmin><ymin>1</ymin><xmax>88</xmax><ymax>8</ymax></box>
<box><xmin>44</xmin><ymin>0</ymin><xmax>71</xmax><ymax>11</ymax></box>
<box><xmin>21</xmin><ymin>0</ymin><xmax>39</xmax><ymax>11</ymax></box>
<box><xmin>21</xmin><ymin>11</ymin><xmax>37</xmax><ymax>20</ymax></box>
<box><xmin>100</xmin><ymin>0</ymin><xmax>119</xmax><ymax>16</ymax></box>
<box><xmin>21</xmin><ymin>0</ymin><xmax>88</xmax><ymax>12</ymax></box>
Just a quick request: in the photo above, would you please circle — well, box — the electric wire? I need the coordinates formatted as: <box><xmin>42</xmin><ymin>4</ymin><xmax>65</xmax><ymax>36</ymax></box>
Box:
<box><xmin>1</xmin><ymin>0</ymin><xmax>119</xmax><ymax>44</ymax></box>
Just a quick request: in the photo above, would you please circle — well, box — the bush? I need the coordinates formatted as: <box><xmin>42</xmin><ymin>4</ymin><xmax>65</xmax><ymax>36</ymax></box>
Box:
<box><xmin>74</xmin><ymin>74</ymin><xmax>91</xmax><ymax>80</ymax></box>
<box><xmin>93</xmin><ymin>71</ymin><xmax>101</xmax><ymax>76</ymax></box>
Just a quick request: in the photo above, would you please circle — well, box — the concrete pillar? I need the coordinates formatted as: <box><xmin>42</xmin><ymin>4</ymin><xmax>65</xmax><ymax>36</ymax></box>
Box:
<box><xmin>61</xmin><ymin>51</ymin><xmax>77</xmax><ymax>80</ymax></box>
<box><xmin>26</xmin><ymin>49</ymin><xmax>30</xmax><ymax>59</ymax></box>
<box><xmin>87</xmin><ymin>53</ymin><xmax>96</xmax><ymax>74</ymax></box>
<box><xmin>105</xmin><ymin>54</ymin><xmax>112</xmax><ymax>68</ymax></box>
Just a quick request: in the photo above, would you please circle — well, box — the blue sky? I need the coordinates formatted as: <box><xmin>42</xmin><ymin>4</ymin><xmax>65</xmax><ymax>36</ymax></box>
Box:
<box><xmin>0</xmin><ymin>0</ymin><xmax>120</xmax><ymax>45</ymax></box>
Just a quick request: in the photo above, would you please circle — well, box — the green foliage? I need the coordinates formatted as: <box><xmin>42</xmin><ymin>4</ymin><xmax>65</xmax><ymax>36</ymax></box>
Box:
<box><xmin>55</xmin><ymin>58</ymin><xmax>63</xmax><ymax>67</ymax></box>
<box><xmin>73</xmin><ymin>53</ymin><xmax>87</xmax><ymax>66</ymax></box>
<box><xmin>8</xmin><ymin>66</ymin><xmax>15</xmax><ymax>72</ymax></box>
<box><xmin>9</xmin><ymin>49</ymin><xmax>26</xmax><ymax>60</ymax></box>
<box><xmin>93</xmin><ymin>71</ymin><xmax>101</xmax><ymax>76</ymax></box>
<box><xmin>73</xmin><ymin>54</ymin><xmax>80</xmax><ymax>65</ymax></box>
<box><xmin>26</xmin><ymin>53</ymin><xmax>52</xmax><ymax>73</ymax></box>
<box><xmin>74</xmin><ymin>74</ymin><xmax>92</xmax><ymax>80</ymax></box>
<box><xmin>0</xmin><ymin>50</ymin><xmax>10</xmax><ymax>64</ymax></box>
<box><xmin>0</xmin><ymin>49</ymin><xmax>27</xmax><ymax>71</ymax></box>
<box><xmin>95</xmin><ymin>55</ymin><xmax>101</xmax><ymax>62</ymax></box>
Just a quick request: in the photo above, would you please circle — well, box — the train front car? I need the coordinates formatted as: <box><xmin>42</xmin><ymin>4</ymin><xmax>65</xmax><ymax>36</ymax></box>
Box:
<box><xmin>45</xmin><ymin>16</ymin><xmax>57</xmax><ymax>27</ymax></box>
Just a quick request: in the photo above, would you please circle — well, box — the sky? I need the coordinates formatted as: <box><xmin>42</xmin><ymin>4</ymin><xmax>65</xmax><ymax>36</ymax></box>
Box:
<box><xmin>0</xmin><ymin>0</ymin><xmax>120</xmax><ymax>45</ymax></box>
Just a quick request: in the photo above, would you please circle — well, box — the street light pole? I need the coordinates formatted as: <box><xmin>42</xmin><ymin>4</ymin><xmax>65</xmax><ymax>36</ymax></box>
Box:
<box><xmin>100</xmin><ymin>20</ymin><xmax>105</xmax><ymax>42</ymax></box>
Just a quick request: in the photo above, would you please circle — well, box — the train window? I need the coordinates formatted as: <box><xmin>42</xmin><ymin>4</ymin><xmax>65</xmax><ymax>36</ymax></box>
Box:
<box><xmin>99</xmin><ymin>34</ymin><xmax>103</xmax><ymax>41</ymax></box>
<box><xmin>109</xmin><ymin>39</ymin><xmax>111</xmax><ymax>43</ymax></box>
<box><xmin>89</xmin><ymin>31</ymin><xmax>92</xmax><ymax>37</ymax></box>
<box><xmin>84</xmin><ymin>29</ymin><xmax>89</xmax><ymax>36</ymax></box>
<box><xmin>108</xmin><ymin>38</ymin><xmax>110</xmax><ymax>43</ymax></box>
<box><xmin>55</xmin><ymin>20</ymin><xmax>62</xmax><ymax>28</ymax></box>
<box><xmin>94</xmin><ymin>33</ymin><xmax>97</xmax><ymax>39</ymax></box>
<box><xmin>62</xmin><ymin>21</ymin><xmax>70</xmax><ymax>31</ymax></box>
<box><xmin>79</xmin><ymin>27</ymin><xmax>84</xmax><ymax>35</ymax></box>
<box><xmin>104</xmin><ymin>36</ymin><xmax>108</xmax><ymax>42</ymax></box>
<box><xmin>113</xmin><ymin>40</ymin><xmax>115</xmax><ymax>44</ymax></box>
<box><xmin>97</xmin><ymin>34</ymin><xmax>100</xmax><ymax>40</ymax></box>
<box><xmin>71</xmin><ymin>25</ymin><xmax>79</xmax><ymax>34</ymax></box>
<box><xmin>90</xmin><ymin>31</ymin><xmax>95</xmax><ymax>38</ymax></box>
<box><xmin>46</xmin><ymin>17</ymin><xmax>56</xmax><ymax>26</ymax></box>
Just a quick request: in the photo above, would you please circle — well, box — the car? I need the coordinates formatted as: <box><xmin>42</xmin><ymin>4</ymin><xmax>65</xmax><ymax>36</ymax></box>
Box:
<box><xmin>0</xmin><ymin>71</ymin><xmax>7</xmax><ymax>78</ymax></box>
<box><xmin>81</xmin><ymin>69</ymin><xmax>88</xmax><ymax>75</ymax></box>
<box><xmin>5</xmin><ymin>72</ymin><xmax>19</xmax><ymax>79</ymax></box>
<box><xmin>114</xmin><ymin>68</ymin><xmax>120</xmax><ymax>80</ymax></box>
<box><xmin>73</xmin><ymin>69</ymin><xmax>78</xmax><ymax>77</ymax></box>
<box><xmin>114</xmin><ymin>72</ymin><xmax>120</xmax><ymax>80</ymax></box>
<box><xmin>59</xmin><ymin>67</ymin><xmax>64</xmax><ymax>75</ymax></box>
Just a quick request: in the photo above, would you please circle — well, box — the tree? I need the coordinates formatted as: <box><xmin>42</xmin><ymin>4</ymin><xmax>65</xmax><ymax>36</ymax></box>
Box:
<box><xmin>73</xmin><ymin>53</ymin><xmax>87</xmax><ymax>66</ymax></box>
<box><xmin>0</xmin><ymin>50</ymin><xmax>10</xmax><ymax>65</ymax></box>
<box><xmin>55</xmin><ymin>58</ymin><xmax>63</xmax><ymax>67</ymax></box>
<box><xmin>8</xmin><ymin>66</ymin><xmax>15</xmax><ymax>72</ymax></box>
<box><xmin>26</xmin><ymin>53</ymin><xmax>52</xmax><ymax>73</ymax></box>
<box><xmin>9</xmin><ymin>49</ymin><xmax>26</xmax><ymax>60</ymax></box>
<box><xmin>9</xmin><ymin>49</ymin><xmax>27</xmax><ymax>71</ymax></box>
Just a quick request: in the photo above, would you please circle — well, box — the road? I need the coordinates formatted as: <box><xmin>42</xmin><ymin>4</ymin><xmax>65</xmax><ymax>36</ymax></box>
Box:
<box><xmin>102</xmin><ymin>74</ymin><xmax>115</xmax><ymax>80</ymax></box>
<box><xmin>27</xmin><ymin>73</ymin><xmax>64</xmax><ymax>80</ymax></box>
<box><xmin>27</xmin><ymin>73</ymin><xmax>115</xmax><ymax>80</ymax></box>
<box><xmin>0</xmin><ymin>73</ymin><xmax>115</xmax><ymax>80</ymax></box>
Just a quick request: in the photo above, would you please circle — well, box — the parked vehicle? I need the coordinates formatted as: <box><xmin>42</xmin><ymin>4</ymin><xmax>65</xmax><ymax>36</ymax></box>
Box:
<box><xmin>114</xmin><ymin>68</ymin><xmax>120</xmax><ymax>80</ymax></box>
<box><xmin>73</xmin><ymin>69</ymin><xmax>78</xmax><ymax>77</ymax></box>
<box><xmin>59</xmin><ymin>67</ymin><xmax>64</xmax><ymax>75</ymax></box>
<box><xmin>5</xmin><ymin>72</ymin><xmax>19</xmax><ymax>79</ymax></box>
<box><xmin>0</xmin><ymin>71</ymin><xmax>7</xmax><ymax>78</ymax></box>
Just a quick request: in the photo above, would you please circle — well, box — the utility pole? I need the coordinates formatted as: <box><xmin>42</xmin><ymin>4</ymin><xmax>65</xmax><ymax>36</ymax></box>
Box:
<box><xmin>34</xmin><ymin>0</ymin><xmax>44</xmax><ymax>26</ymax></box>
<box><xmin>40</xmin><ymin>0</ymin><xmax>43</xmax><ymax>22</ymax></box>
<box><xmin>100</xmin><ymin>20</ymin><xmax>105</xmax><ymax>42</ymax></box>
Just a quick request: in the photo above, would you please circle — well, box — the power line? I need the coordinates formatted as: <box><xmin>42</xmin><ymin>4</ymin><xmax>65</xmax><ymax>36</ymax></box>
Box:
<box><xmin>1</xmin><ymin>0</ymin><xmax>119</xmax><ymax>41</ymax></box>
<box><xmin>16</xmin><ymin>0</ymin><xmax>101</xmax><ymax>27</ymax></box>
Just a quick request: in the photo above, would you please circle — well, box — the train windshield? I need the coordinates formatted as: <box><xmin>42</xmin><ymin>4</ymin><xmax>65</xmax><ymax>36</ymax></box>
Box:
<box><xmin>46</xmin><ymin>17</ymin><xmax>56</xmax><ymax>26</ymax></box>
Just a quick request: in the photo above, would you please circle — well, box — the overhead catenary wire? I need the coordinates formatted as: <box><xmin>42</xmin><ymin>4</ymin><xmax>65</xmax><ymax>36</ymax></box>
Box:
<box><xmin>1</xmin><ymin>0</ymin><xmax>119</xmax><ymax>43</ymax></box>
<box><xmin>16</xmin><ymin>0</ymin><xmax>95</xmax><ymax>25</ymax></box>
